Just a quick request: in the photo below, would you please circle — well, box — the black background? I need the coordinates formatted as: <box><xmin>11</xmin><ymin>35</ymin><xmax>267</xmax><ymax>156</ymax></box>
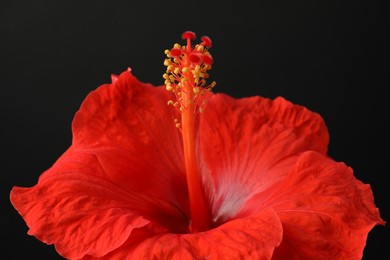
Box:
<box><xmin>1</xmin><ymin>0</ymin><xmax>388</xmax><ymax>259</ymax></box>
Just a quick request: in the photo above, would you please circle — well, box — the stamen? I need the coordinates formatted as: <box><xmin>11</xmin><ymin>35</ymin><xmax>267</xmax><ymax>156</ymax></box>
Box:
<box><xmin>163</xmin><ymin>32</ymin><xmax>216</xmax><ymax>117</ymax></box>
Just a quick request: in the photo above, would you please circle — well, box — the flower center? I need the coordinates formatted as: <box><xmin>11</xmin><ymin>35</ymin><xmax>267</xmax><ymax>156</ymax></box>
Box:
<box><xmin>163</xmin><ymin>31</ymin><xmax>216</xmax><ymax>233</ymax></box>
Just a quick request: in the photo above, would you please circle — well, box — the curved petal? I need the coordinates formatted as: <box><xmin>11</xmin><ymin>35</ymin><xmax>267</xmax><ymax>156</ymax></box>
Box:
<box><xmin>73</xmin><ymin>69</ymin><xmax>181</xmax><ymax>154</ymax></box>
<box><xmin>91</xmin><ymin>207</ymin><xmax>282</xmax><ymax>260</ymax></box>
<box><xmin>240</xmin><ymin>151</ymin><xmax>384</xmax><ymax>259</ymax></box>
<box><xmin>71</xmin><ymin>69</ymin><xmax>190</xmax><ymax>225</ymax></box>
<box><xmin>10</xmin><ymin>146</ymin><xmax>186</xmax><ymax>259</ymax></box>
<box><xmin>198</xmin><ymin>94</ymin><xmax>329</xmax><ymax>223</ymax></box>
<box><xmin>72</xmin><ymin>70</ymin><xmax>188</xmax><ymax>213</ymax></box>
<box><xmin>72</xmin><ymin>69</ymin><xmax>183</xmax><ymax>162</ymax></box>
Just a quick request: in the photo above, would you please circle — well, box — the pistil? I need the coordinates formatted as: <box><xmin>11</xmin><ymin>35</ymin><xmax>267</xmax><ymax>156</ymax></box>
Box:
<box><xmin>163</xmin><ymin>31</ymin><xmax>216</xmax><ymax>232</ymax></box>
<box><xmin>181</xmin><ymin>79</ymin><xmax>209</xmax><ymax>232</ymax></box>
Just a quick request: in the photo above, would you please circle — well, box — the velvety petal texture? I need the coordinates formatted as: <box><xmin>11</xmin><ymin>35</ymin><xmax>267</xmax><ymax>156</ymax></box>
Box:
<box><xmin>72</xmin><ymin>69</ymin><xmax>190</xmax><ymax>232</ymax></box>
<box><xmin>11</xmin><ymin>70</ymin><xmax>190</xmax><ymax>259</ymax></box>
<box><xmin>10</xmin><ymin>147</ymin><xmax>151</xmax><ymax>259</ymax></box>
<box><xmin>237</xmin><ymin>151</ymin><xmax>384</xmax><ymax>259</ymax></box>
<box><xmin>199</xmin><ymin>93</ymin><xmax>329</xmax><ymax>224</ymax></box>
<box><xmin>10</xmin><ymin>69</ymin><xmax>384</xmax><ymax>259</ymax></box>
<box><xmin>91</xmin><ymin>207</ymin><xmax>282</xmax><ymax>260</ymax></box>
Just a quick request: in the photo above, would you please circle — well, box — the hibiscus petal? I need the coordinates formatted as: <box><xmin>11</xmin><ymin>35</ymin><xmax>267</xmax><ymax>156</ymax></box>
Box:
<box><xmin>71</xmin><ymin>69</ymin><xmax>190</xmax><ymax>228</ymax></box>
<box><xmin>199</xmin><ymin>94</ymin><xmax>329</xmax><ymax>224</ymax></box>
<box><xmin>72</xmin><ymin>69</ymin><xmax>183</xmax><ymax>166</ymax></box>
<box><xmin>93</xmin><ymin>207</ymin><xmax>282</xmax><ymax>260</ymax></box>
<box><xmin>10</xmin><ymin>146</ymin><xmax>180</xmax><ymax>259</ymax></box>
<box><xmin>241</xmin><ymin>151</ymin><xmax>384</xmax><ymax>259</ymax></box>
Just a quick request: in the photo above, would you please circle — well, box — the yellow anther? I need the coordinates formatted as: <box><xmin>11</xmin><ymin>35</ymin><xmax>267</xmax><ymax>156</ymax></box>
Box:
<box><xmin>175</xmin><ymin>123</ymin><xmax>181</xmax><ymax>128</ymax></box>
<box><xmin>164</xmin><ymin>33</ymin><xmax>215</xmax><ymax>120</ymax></box>
<box><xmin>211</xmin><ymin>81</ymin><xmax>217</xmax><ymax>87</ymax></box>
<box><xmin>166</xmin><ymin>84</ymin><xmax>173</xmax><ymax>91</ymax></box>
<box><xmin>167</xmin><ymin>65</ymin><xmax>174</xmax><ymax>72</ymax></box>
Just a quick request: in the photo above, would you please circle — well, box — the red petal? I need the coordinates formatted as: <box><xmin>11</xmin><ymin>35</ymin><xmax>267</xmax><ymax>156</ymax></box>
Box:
<box><xmin>10</xmin><ymin>147</ymin><xmax>153</xmax><ymax>259</ymax></box>
<box><xmin>73</xmin><ymin>70</ymin><xmax>182</xmax><ymax>155</ymax></box>
<box><xmin>97</xmin><ymin>207</ymin><xmax>282</xmax><ymax>259</ymax></box>
<box><xmin>242</xmin><ymin>151</ymin><xmax>384</xmax><ymax>259</ymax></box>
<box><xmin>198</xmin><ymin>94</ymin><xmax>329</xmax><ymax>224</ymax></box>
<box><xmin>10</xmin><ymin>70</ymin><xmax>192</xmax><ymax>259</ymax></box>
<box><xmin>72</xmin><ymin>70</ymin><xmax>190</xmax><ymax>227</ymax></box>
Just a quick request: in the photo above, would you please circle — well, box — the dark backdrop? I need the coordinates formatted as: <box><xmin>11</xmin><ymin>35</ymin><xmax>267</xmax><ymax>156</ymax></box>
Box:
<box><xmin>1</xmin><ymin>0</ymin><xmax>388</xmax><ymax>259</ymax></box>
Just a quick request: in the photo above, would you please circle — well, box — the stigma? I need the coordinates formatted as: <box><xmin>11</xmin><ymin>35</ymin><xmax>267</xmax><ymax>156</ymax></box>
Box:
<box><xmin>163</xmin><ymin>31</ymin><xmax>216</xmax><ymax>124</ymax></box>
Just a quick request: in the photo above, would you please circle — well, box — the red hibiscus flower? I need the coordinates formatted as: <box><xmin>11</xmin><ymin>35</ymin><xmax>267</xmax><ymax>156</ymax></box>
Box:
<box><xmin>10</xmin><ymin>31</ymin><xmax>384</xmax><ymax>259</ymax></box>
